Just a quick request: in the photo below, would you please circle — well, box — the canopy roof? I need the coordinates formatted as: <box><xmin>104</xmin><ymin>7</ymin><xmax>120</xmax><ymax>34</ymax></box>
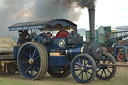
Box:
<box><xmin>8</xmin><ymin>19</ymin><xmax>77</xmax><ymax>31</ymax></box>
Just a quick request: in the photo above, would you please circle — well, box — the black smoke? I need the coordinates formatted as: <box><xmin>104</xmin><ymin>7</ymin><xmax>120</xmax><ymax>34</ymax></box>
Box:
<box><xmin>0</xmin><ymin>0</ymin><xmax>96</xmax><ymax>37</ymax></box>
<box><xmin>56</xmin><ymin>0</ymin><xmax>96</xmax><ymax>9</ymax></box>
<box><xmin>0</xmin><ymin>0</ymin><xmax>83</xmax><ymax>36</ymax></box>
<box><xmin>32</xmin><ymin>0</ymin><xmax>82</xmax><ymax>21</ymax></box>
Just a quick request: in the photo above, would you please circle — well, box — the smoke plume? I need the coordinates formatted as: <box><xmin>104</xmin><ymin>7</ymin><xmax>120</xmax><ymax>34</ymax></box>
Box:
<box><xmin>78</xmin><ymin>0</ymin><xmax>96</xmax><ymax>9</ymax></box>
<box><xmin>0</xmin><ymin>0</ymin><xmax>34</xmax><ymax>36</ymax></box>
<box><xmin>56</xmin><ymin>0</ymin><xmax>96</xmax><ymax>9</ymax></box>
<box><xmin>32</xmin><ymin>0</ymin><xmax>82</xmax><ymax>21</ymax></box>
<box><xmin>0</xmin><ymin>0</ymin><xmax>96</xmax><ymax>37</ymax></box>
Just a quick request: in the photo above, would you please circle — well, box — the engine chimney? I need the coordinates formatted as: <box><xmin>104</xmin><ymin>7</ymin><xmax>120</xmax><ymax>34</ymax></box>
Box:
<box><xmin>88</xmin><ymin>9</ymin><xmax>102</xmax><ymax>60</ymax></box>
<box><xmin>88</xmin><ymin>9</ymin><xmax>95</xmax><ymax>44</ymax></box>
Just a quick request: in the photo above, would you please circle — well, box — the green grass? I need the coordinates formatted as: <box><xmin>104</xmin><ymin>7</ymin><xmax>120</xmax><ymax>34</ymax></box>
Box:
<box><xmin>0</xmin><ymin>73</ymin><xmax>127</xmax><ymax>85</ymax></box>
<box><xmin>0</xmin><ymin>78</ymin><xmax>30</xmax><ymax>85</ymax></box>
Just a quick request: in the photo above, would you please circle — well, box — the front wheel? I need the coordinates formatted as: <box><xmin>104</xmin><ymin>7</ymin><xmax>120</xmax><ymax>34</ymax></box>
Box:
<box><xmin>96</xmin><ymin>52</ymin><xmax>117</xmax><ymax>80</ymax></box>
<box><xmin>71</xmin><ymin>54</ymin><xmax>96</xmax><ymax>83</ymax></box>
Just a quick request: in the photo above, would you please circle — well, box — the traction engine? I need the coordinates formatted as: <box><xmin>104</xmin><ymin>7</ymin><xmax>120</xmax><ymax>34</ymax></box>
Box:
<box><xmin>7</xmin><ymin>10</ymin><xmax>117</xmax><ymax>83</ymax></box>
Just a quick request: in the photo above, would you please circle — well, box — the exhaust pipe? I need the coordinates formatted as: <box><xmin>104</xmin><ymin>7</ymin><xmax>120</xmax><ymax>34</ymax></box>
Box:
<box><xmin>88</xmin><ymin>9</ymin><xmax>95</xmax><ymax>44</ymax></box>
<box><xmin>87</xmin><ymin>9</ymin><xmax>102</xmax><ymax>59</ymax></box>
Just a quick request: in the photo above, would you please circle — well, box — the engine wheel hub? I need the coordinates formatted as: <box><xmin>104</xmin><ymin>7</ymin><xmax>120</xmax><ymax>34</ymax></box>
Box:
<box><xmin>92</xmin><ymin>45</ymin><xmax>102</xmax><ymax>59</ymax></box>
<box><xmin>80</xmin><ymin>67</ymin><xmax>85</xmax><ymax>71</ymax></box>
<box><xmin>28</xmin><ymin>58</ymin><xmax>34</xmax><ymax>64</ymax></box>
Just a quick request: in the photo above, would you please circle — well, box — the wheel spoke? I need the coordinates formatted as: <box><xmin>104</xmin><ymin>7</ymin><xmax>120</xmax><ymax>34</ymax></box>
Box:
<box><xmin>34</xmin><ymin>56</ymin><xmax>40</xmax><ymax>61</ymax></box>
<box><xmin>108</xmin><ymin>60</ymin><xmax>111</xmax><ymax>64</ymax></box>
<box><xmin>29</xmin><ymin>52</ymin><xmax>32</xmax><ymax>58</ymax></box>
<box><xmin>85</xmin><ymin>61</ymin><xmax>89</xmax><ymax>66</ymax></box>
<box><xmin>103</xmin><ymin>69</ymin><xmax>107</xmax><ymax>77</ymax></box>
<box><xmin>32</xmin><ymin>66</ymin><xmax>35</xmax><ymax>76</ymax></box>
<box><xmin>100</xmin><ymin>69</ymin><xmax>104</xmax><ymax>76</ymax></box>
<box><xmin>106</xmin><ymin>68</ymin><xmax>112</xmax><ymax>74</ymax></box>
<box><xmin>97</xmin><ymin>68</ymin><xmax>101</xmax><ymax>72</ymax></box>
<box><xmin>86</xmin><ymin>67</ymin><xmax>92</xmax><ymax>70</ymax></box>
<box><xmin>77</xmin><ymin>72</ymin><xmax>82</xmax><ymax>77</ymax></box>
<box><xmin>32</xmin><ymin>49</ymin><xmax>37</xmax><ymax>58</ymax></box>
<box><xmin>22</xmin><ymin>52</ymin><xmax>29</xmax><ymax>59</ymax></box>
<box><xmin>35</xmin><ymin>61</ymin><xmax>40</xmax><ymax>65</ymax></box>
<box><xmin>21</xmin><ymin>61</ymin><xmax>29</xmax><ymax>64</ymax></box>
<box><xmin>22</xmin><ymin>51</ymin><xmax>28</xmax><ymax>57</ymax></box>
<box><xmin>74</xmin><ymin>68</ymin><xmax>80</xmax><ymax>71</ymax></box>
<box><xmin>75</xmin><ymin>63</ymin><xmax>81</xmax><ymax>67</ymax></box>
<box><xmin>81</xmin><ymin>72</ymin><xmax>83</xmax><ymax>80</ymax></box>
<box><xmin>86</xmin><ymin>71</ymin><xmax>92</xmax><ymax>75</ymax></box>
<box><xmin>25</xmin><ymin>65</ymin><xmax>32</xmax><ymax>74</ymax></box>
<box><xmin>85</xmin><ymin>71</ymin><xmax>89</xmax><ymax>80</ymax></box>
<box><xmin>36</xmin><ymin>66</ymin><xmax>40</xmax><ymax>72</ymax></box>
<box><xmin>29</xmin><ymin>47</ymin><xmax>33</xmax><ymax>54</ymax></box>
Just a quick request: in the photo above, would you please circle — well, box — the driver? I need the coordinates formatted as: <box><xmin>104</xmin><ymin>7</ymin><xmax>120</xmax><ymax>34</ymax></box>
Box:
<box><xmin>17</xmin><ymin>30</ymin><xmax>31</xmax><ymax>44</ymax></box>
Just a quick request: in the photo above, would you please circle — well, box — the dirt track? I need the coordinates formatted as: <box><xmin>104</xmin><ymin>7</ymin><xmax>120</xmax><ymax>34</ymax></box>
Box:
<box><xmin>0</xmin><ymin>61</ymin><xmax>128</xmax><ymax>85</ymax></box>
<box><xmin>116</xmin><ymin>62</ymin><xmax>128</xmax><ymax>78</ymax></box>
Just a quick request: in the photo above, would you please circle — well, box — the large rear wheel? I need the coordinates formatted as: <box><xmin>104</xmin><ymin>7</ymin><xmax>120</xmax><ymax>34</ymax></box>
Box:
<box><xmin>17</xmin><ymin>42</ymin><xmax>48</xmax><ymax>80</ymax></box>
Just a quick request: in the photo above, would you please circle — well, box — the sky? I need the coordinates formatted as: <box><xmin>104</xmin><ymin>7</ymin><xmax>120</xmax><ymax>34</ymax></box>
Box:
<box><xmin>77</xmin><ymin>0</ymin><xmax>128</xmax><ymax>29</ymax></box>
<box><xmin>0</xmin><ymin>0</ymin><xmax>128</xmax><ymax>37</ymax></box>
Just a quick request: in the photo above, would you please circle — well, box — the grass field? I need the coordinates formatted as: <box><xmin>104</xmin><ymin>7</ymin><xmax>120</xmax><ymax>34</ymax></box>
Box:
<box><xmin>0</xmin><ymin>74</ymin><xmax>127</xmax><ymax>85</ymax></box>
<box><xmin>0</xmin><ymin>62</ymin><xmax>128</xmax><ymax>85</ymax></box>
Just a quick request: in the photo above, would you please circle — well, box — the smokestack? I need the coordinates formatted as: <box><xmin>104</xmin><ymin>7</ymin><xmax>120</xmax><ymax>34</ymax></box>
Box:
<box><xmin>88</xmin><ymin>9</ymin><xmax>102</xmax><ymax>59</ymax></box>
<box><xmin>88</xmin><ymin>9</ymin><xmax>95</xmax><ymax>43</ymax></box>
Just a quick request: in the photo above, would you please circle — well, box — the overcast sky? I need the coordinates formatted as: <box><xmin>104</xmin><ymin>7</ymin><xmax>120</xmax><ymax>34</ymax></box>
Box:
<box><xmin>0</xmin><ymin>0</ymin><xmax>128</xmax><ymax>37</ymax></box>
<box><xmin>78</xmin><ymin>0</ymin><xmax>128</xmax><ymax>29</ymax></box>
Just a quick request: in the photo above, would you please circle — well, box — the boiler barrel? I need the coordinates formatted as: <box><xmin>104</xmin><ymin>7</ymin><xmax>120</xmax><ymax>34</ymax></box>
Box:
<box><xmin>62</xmin><ymin>45</ymin><xmax>84</xmax><ymax>58</ymax></box>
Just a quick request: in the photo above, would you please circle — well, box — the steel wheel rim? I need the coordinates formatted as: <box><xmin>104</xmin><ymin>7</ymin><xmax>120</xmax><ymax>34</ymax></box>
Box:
<box><xmin>96</xmin><ymin>53</ymin><xmax>116</xmax><ymax>80</ymax></box>
<box><xmin>18</xmin><ymin>44</ymin><xmax>41</xmax><ymax>79</ymax></box>
<box><xmin>71</xmin><ymin>55</ymin><xmax>96</xmax><ymax>83</ymax></box>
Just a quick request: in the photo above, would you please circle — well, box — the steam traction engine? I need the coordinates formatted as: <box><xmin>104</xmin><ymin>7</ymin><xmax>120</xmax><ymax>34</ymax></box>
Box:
<box><xmin>8</xmin><ymin>10</ymin><xmax>117</xmax><ymax>83</ymax></box>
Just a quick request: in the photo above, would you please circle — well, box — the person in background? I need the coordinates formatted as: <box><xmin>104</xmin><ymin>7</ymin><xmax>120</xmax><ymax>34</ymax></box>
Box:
<box><xmin>34</xmin><ymin>32</ymin><xmax>46</xmax><ymax>45</ymax></box>
<box><xmin>34</xmin><ymin>32</ymin><xmax>52</xmax><ymax>45</ymax></box>
<box><xmin>46</xmin><ymin>32</ymin><xmax>52</xmax><ymax>38</ymax></box>
<box><xmin>45</xmin><ymin>32</ymin><xmax>52</xmax><ymax>45</ymax></box>
<box><xmin>17</xmin><ymin>30</ymin><xmax>23</xmax><ymax>44</ymax></box>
